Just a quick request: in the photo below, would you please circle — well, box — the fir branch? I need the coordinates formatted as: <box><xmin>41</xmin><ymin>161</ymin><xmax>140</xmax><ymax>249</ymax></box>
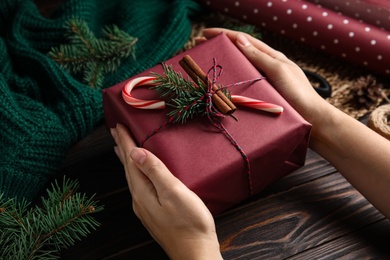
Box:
<box><xmin>83</xmin><ymin>61</ymin><xmax>104</xmax><ymax>88</ymax></box>
<box><xmin>151</xmin><ymin>63</ymin><xmax>232</xmax><ymax>124</ymax></box>
<box><xmin>167</xmin><ymin>96</ymin><xmax>206</xmax><ymax>124</ymax></box>
<box><xmin>66</xmin><ymin>19</ymin><xmax>97</xmax><ymax>54</ymax></box>
<box><xmin>152</xmin><ymin>64</ymin><xmax>203</xmax><ymax>99</ymax></box>
<box><xmin>102</xmin><ymin>24</ymin><xmax>138</xmax><ymax>61</ymax></box>
<box><xmin>151</xmin><ymin>64</ymin><xmax>207</xmax><ymax>124</ymax></box>
<box><xmin>0</xmin><ymin>177</ymin><xmax>103</xmax><ymax>259</ymax></box>
<box><xmin>49</xmin><ymin>18</ymin><xmax>137</xmax><ymax>89</ymax></box>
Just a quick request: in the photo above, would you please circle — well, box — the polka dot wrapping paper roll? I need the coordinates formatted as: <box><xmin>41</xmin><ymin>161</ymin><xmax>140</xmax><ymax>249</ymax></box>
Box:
<box><xmin>309</xmin><ymin>0</ymin><xmax>390</xmax><ymax>31</ymax></box>
<box><xmin>201</xmin><ymin>0</ymin><xmax>390</xmax><ymax>77</ymax></box>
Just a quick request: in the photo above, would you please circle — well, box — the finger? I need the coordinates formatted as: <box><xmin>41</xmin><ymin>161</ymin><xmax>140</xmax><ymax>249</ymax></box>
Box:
<box><xmin>203</xmin><ymin>28</ymin><xmax>273</xmax><ymax>55</ymax></box>
<box><xmin>111</xmin><ymin>128</ymin><xmax>130</xmax><ymax>186</ymax></box>
<box><xmin>110</xmin><ymin>125</ymin><xmax>132</xmax><ymax>164</ymax></box>
<box><xmin>203</xmin><ymin>28</ymin><xmax>290</xmax><ymax>64</ymax></box>
<box><xmin>234</xmin><ymin>33</ymin><xmax>282</xmax><ymax>76</ymax></box>
<box><xmin>114</xmin><ymin>124</ymin><xmax>141</xmax><ymax>193</ymax></box>
<box><xmin>115</xmin><ymin>124</ymin><xmax>137</xmax><ymax>156</ymax></box>
<box><xmin>113</xmin><ymin>124</ymin><xmax>180</xmax><ymax>203</ymax></box>
<box><xmin>111</xmin><ymin>128</ymin><xmax>126</xmax><ymax>165</ymax></box>
<box><xmin>194</xmin><ymin>36</ymin><xmax>207</xmax><ymax>45</ymax></box>
<box><xmin>113</xmin><ymin>146</ymin><xmax>123</xmax><ymax>164</ymax></box>
<box><xmin>130</xmin><ymin>147</ymin><xmax>184</xmax><ymax>196</ymax></box>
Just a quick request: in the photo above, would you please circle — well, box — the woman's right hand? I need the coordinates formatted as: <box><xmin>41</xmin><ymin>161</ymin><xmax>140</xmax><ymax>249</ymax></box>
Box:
<box><xmin>203</xmin><ymin>28</ymin><xmax>332</xmax><ymax>136</ymax></box>
<box><xmin>202</xmin><ymin>29</ymin><xmax>390</xmax><ymax>220</ymax></box>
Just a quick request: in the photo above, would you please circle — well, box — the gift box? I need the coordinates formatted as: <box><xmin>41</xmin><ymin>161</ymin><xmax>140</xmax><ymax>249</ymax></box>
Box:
<box><xmin>103</xmin><ymin>33</ymin><xmax>311</xmax><ymax>215</ymax></box>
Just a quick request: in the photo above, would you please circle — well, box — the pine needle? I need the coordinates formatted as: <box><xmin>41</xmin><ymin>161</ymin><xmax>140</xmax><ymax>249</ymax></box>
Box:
<box><xmin>0</xmin><ymin>176</ymin><xmax>103</xmax><ymax>259</ymax></box>
<box><xmin>48</xmin><ymin>18</ymin><xmax>137</xmax><ymax>89</ymax></box>
<box><xmin>151</xmin><ymin>63</ymin><xmax>232</xmax><ymax>124</ymax></box>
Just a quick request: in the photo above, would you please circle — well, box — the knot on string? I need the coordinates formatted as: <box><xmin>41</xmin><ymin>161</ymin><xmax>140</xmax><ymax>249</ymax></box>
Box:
<box><xmin>204</xmin><ymin>58</ymin><xmax>225</xmax><ymax>125</ymax></box>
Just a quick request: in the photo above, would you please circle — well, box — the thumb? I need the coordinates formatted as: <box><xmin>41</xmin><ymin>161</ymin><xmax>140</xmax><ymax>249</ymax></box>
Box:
<box><xmin>130</xmin><ymin>147</ymin><xmax>181</xmax><ymax>192</ymax></box>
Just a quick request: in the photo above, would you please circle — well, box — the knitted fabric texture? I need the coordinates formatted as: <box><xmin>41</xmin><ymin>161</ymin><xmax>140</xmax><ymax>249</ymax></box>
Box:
<box><xmin>0</xmin><ymin>0</ymin><xmax>200</xmax><ymax>201</ymax></box>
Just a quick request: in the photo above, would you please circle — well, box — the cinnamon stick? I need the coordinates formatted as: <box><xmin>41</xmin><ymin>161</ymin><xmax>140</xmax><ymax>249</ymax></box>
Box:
<box><xmin>179</xmin><ymin>55</ymin><xmax>236</xmax><ymax>115</ymax></box>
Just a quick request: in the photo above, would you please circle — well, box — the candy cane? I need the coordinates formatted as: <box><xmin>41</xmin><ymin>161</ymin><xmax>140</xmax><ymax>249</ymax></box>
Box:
<box><xmin>122</xmin><ymin>76</ymin><xmax>165</xmax><ymax>109</ymax></box>
<box><xmin>231</xmin><ymin>95</ymin><xmax>284</xmax><ymax>114</ymax></box>
<box><xmin>122</xmin><ymin>76</ymin><xmax>283</xmax><ymax>114</ymax></box>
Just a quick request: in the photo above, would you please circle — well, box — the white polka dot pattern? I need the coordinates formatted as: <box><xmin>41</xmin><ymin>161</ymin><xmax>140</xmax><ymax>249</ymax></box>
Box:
<box><xmin>201</xmin><ymin>0</ymin><xmax>390</xmax><ymax>76</ymax></box>
<box><xmin>309</xmin><ymin>0</ymin><xmax>390</xmax><ymax>31</ymax></box>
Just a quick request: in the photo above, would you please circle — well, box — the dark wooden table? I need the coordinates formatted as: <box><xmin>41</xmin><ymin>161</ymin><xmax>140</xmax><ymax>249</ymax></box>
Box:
<box><xmin>59</xmin><ymin>123</ymin><xmax>390</xmax><ymax>259</ymax></box>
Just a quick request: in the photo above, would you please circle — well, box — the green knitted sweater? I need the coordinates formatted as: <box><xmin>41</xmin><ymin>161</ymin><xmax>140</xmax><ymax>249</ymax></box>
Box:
<box><xmin>0</xmin><ymin>0</ymin><xmax>201</xmax><ymax>201</ymax></box>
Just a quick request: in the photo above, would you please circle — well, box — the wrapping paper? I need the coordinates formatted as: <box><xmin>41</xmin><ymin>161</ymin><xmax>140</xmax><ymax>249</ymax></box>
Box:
<box><xmin>307</xmin><ymin>0</ymin><xmax>390</xmax><ymax>31</ymax></box>
<box><xmin>199</xmin><ymin>0</ymin><xmax>390</xmax><ymax>77</ymax></box>
<box><xmin>103</xmin><ymin>33</ymin><xmax>311</xmax><ymax>215</ymax></box>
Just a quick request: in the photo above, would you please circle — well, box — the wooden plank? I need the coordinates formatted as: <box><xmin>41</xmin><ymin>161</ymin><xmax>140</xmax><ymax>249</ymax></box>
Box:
<box><xmin>289</xmin><ymin>218</ymin><xmax>390</xmax><ymax>259</ymax></box>
<box><xmin>216</xmin><ymin>148</ymin><xmax>336</xmax><ymax>216</ymax></box>
<box><xmin>102</xmin><ymin>241</ymin><xmax>169</xmax><ymax>260</ymax></box>
<box><xmin>216</xmin><ymin>173</ymin><xmax>386</xmax><ymax>259</ymax></box>
<box><xmin>259</xmin><ymin>148</ymin><xmax>336</xmax><ymax>197</ymax></box>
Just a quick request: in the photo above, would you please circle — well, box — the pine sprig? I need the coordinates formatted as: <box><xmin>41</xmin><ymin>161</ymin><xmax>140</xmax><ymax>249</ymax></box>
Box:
<box><xmin>152</xmin><ymin>64</ymin><xmax>206</xmax><ymax>124</ymax></box>
<box><xmin>0</xmin><ymin>177</ymin><xmax>103</xmax><ymax>259</ymax></box>
<box><xmin>151</xmin><ymin>64</ymin><xmax>232</xmax><ymax>124</ymax></box>
<box><xmin>49</xmin><ymin>19</ymin><xmax>137</xmax><ymax>88</ymax></box>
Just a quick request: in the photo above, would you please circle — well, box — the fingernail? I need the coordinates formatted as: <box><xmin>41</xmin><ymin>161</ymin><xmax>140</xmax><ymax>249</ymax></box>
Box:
<box><xmin>130</xmin><ymin>147</ymin><xmax>147</xmax><ymax>165</ymax></box>
<box><xmin>114</xmin><ymin>146</ymin><xmax>120</xmax><ymax>158</ymax></box>
<box><xmin>194</xmin><ymin>36</ymin><xmax>207</xmax><ymax>45</ymax></box>
<box><xmin>110</xmin><ymin>128</ymin><xmax>117</xmax><ymax>138</ymax></box>
<box><xmin>237</xmin><ymin>33</ymin><xmax>251</xmax><ymax>47</ymax></box>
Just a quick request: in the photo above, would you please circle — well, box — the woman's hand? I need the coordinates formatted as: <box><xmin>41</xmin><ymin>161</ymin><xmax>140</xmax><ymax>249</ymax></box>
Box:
<box><xmin>111</xmin><ymin>124</ymin><xmax>222</xmax><ymax>260</ymax></box>
<box><xmin>202</xmin><ymin>28</ymin><xmax>390</xmax><ymax>219</ymax></box>
<box><xmin>202</xmin><ymin>28</ymin><xmax>332</xmax><ymax>137</ymax></box>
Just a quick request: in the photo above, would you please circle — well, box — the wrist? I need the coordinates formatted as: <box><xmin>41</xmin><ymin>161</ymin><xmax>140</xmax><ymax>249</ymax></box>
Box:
<box><xmin>308</xmin><ymin>101</ymin><xmax>347</xmax><ymax>151</ymax></box>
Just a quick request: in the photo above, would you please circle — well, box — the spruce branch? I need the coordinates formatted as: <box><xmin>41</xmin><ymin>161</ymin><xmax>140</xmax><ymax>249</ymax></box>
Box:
<box><xmin>151</xmin><ymin>63</ymin><xmax>231</xmax><ymax>124</ymax></box>
<box><xmin>49</xmin><ymin>18</ymin><xmax>137</xmax><ymax>89</ymax></box>
<box><xmin>0</xmin><ymin>177</ymin><xmax>103</xmax><ymax>259</ymax></box>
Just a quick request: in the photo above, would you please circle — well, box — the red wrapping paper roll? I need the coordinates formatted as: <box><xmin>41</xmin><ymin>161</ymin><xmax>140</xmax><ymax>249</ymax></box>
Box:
<box><xmin>364</xmin><ymin>0</ymin><xmax>390</xmax><ymax>9</ymax></box>
<box><xmin>200</xmin><ymin>0</ymin><xmax>390</xmax><ymax>77</ymax></box>
<box><xmin>307</xmin><ymin>0</ymin><xmax>390</xmax><ymax>31</ymax></box>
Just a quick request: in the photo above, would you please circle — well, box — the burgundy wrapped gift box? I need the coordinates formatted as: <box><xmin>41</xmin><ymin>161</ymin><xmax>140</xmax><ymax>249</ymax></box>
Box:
<box><xmin>103</xmin><ymin>33</ymin><xmax>311</xmax><ymax>215</ymax></box>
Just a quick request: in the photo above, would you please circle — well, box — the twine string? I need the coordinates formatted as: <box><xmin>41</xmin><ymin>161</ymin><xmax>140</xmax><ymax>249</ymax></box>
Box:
<box><xmin>204</xmin><ymin>58</ymin><xmax>254</xmax><ymax>195</ymax></box>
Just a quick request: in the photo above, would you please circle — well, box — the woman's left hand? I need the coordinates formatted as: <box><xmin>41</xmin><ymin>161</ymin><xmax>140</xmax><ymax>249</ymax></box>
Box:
<box><xmin>111</xmin><ymin>123</ymin><xmax>222</xmax><ymax>260</ymax></box>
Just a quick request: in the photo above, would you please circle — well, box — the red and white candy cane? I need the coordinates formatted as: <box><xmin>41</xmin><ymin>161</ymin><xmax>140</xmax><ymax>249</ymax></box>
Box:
<box><xmin>122</xmin><ymin>76</ymin><xmax>165</xmax><ymax>109</ymax></box>
<box><xmin>231</xmin><ymin>95</ymin><xmax>284</xmax><ymax>114</ymax></box>
<box><xmin>122</xmin><ymin>76</ymin><xmax>283</xmax><ymax>114</ymax></box>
